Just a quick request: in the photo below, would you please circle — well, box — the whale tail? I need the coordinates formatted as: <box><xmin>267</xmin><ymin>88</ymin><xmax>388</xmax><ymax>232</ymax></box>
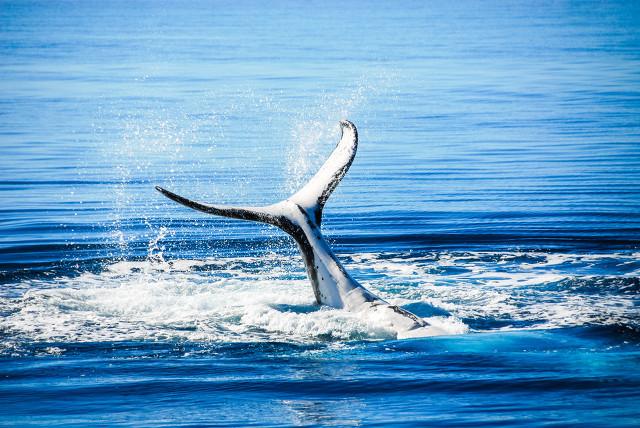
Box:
<box><xmin>155</xmin><ymin>119</ymin><xmax>358</xmax><ymax>229</ymax></box>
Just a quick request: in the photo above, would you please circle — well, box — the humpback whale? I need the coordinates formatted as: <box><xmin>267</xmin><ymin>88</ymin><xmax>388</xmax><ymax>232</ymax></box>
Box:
<box><xmin>156</xmin><ymin>120</ymin><xmax>450</xmax><ymax>338</ymax></box>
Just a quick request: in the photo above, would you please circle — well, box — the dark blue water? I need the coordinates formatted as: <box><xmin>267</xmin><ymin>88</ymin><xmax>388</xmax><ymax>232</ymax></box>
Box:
<box><xmin>1</xmin><ymin>0</ymin><xmax>639</xmax><ymax>426</ymax></box>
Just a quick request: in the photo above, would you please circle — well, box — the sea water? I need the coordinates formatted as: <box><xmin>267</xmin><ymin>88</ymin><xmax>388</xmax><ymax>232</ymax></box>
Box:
<box><xmin>1</xmin><ymin>1</ymin><xmax>639</xmax><ymax>426</ymax></box>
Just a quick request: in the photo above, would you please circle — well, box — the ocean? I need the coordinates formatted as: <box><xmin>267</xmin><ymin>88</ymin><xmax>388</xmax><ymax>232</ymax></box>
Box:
<box><xmin>1</xmin><ymin>0</ymin><xmax>639</xmax><ymax>426</ymax></box>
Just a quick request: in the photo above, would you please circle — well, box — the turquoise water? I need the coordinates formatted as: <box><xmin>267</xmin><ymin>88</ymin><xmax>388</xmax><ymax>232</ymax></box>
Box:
<box><xmin>1</xmin><ymin>0</ymin><xmax>639</xmax><ymax>426</ymax></box>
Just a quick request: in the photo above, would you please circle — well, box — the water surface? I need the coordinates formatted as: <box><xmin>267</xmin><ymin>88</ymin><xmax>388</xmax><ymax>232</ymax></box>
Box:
<box><xmin>1</xmin><ymin>1</ymin><xmax>639</xmax><ymax>426</ymax></box>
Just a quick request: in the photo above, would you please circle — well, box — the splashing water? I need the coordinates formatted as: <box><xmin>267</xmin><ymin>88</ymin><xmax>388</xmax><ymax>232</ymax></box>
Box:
<box><xmin>2</xmin><ymin>249</ymin><xmax>637</xmax><ymax>355</ymax></box>
<box><xmin>284</xmin><ymin>74</ymin><xmax>396</xmax><ymax>193</ymax></box>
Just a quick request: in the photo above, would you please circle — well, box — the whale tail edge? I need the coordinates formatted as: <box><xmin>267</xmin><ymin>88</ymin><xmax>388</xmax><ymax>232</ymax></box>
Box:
<box><xmin>155</xmin><ymin>119</ymin><xmax>358</xmax><ymax>229</ymax></box>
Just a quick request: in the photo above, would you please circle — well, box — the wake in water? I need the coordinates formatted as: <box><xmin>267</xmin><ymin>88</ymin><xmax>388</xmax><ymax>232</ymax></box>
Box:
<box><xmin>1</xmin><ymin>250</ymin><xmax>637</xmax><ymax>353</ymax></box>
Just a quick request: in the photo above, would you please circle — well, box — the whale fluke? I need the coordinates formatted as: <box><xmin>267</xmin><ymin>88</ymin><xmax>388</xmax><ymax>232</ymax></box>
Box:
<box><xmin>156</xmin><ymin>119</ymin><xmax>454</xmax><ymax>339</ymax></box>
<box><xmin>155</xmin><ymin>120</ymin><xmax>357</xmax><ymax>227</ymax></box>
<box><xmin>154</xmin><ymin>185</ymin><xmax>280</xmax><ymax>225</ymax></box>
<box><xmin>288</xmin><ymin>119</ymin><xmax>358</xmax><ymax>224</ymax></box>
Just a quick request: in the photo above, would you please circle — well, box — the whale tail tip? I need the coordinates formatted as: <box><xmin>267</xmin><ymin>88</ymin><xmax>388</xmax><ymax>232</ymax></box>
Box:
<box><xmin>155</xmin><ymin>119</ymin><xmax>358</xmax><ymax>228</ymax></box>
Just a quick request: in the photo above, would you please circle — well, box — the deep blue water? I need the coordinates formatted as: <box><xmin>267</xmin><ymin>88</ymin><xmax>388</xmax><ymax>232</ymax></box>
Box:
<box><xmin>1</xmin><ymin>0</ymin><xmax>640</xmax><ymax>426</ymax></box>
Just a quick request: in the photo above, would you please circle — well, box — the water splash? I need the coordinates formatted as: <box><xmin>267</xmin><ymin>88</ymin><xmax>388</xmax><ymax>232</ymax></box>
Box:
<box><xmin>284</xmin><ymin>73</ymin><xmax>397</xmax><ymax>194</ymax></box>
<box><xmin>1</xmin><ymin>251</ymin><xmax>636</xmax><ymax>351</ymax></box>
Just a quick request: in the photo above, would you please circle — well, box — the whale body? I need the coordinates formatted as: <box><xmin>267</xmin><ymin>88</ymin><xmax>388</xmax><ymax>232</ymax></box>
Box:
<box><xmin>156</xmin><ymin>120</ymin><xmax>451</xmax><ymax>339</ymax></box>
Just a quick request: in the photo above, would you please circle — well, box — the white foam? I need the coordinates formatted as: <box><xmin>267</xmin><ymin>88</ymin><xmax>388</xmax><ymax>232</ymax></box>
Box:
<box><xmin>1</xmin><ymin>250</ymin><xmax>637</xmax><ymax>344</ymax></box>
<box><xmin>0</xmin><ymin>257</ymin><xmax>429</xmax><ymax>343</ymax></box>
